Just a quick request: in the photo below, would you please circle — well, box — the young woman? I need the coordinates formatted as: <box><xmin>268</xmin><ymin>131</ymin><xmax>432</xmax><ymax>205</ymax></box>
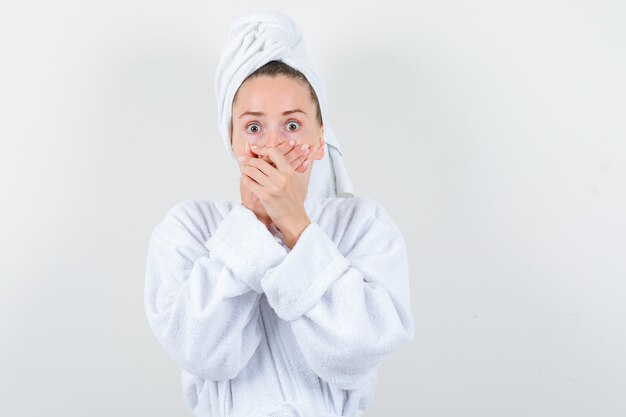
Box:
<box><xmin>144</xmin><ymin>12</ymin><xmax>415</xmax><ymax>417</ymax></box>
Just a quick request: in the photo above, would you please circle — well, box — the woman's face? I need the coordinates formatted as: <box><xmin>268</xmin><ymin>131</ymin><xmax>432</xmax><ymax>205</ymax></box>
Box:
<box><xmin>231</xmin><ymin>75</ymin><xmax>325</xmax><ymax>174</ymax></box>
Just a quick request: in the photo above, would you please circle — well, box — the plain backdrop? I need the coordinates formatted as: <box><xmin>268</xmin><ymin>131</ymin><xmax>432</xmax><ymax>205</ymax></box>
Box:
<box><xmin>1</xmin><ymin>1</ymin><xmax>625</xmax><ymax>416</ymax></box>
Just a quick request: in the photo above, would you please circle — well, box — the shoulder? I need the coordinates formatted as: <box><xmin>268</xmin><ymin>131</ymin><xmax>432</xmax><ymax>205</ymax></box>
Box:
<box><xmin>314</xmin><ymin>196</ymin><xmax>403</xmax><ymax>250</ymax></box>
<box><xmin>164</xmin><ymin>198</ymin><xmax>233</xmax><ymax>222</ymax></box>
<box><xmin>151</xmin><ymin>199</ymin><xmax>237</xmax><ymax>241</ymax></box>
<box><xmin>316</xmin><ymin>196</ymin><xmax>395</xmax><ymax>228</ymax></box>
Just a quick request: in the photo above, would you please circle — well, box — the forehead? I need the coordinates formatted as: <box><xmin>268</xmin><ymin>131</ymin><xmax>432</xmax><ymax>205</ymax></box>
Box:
<box><xmin>233</xmin><ymin>75</ymin><xmax>312</xmax><ymax>113</ymax></box>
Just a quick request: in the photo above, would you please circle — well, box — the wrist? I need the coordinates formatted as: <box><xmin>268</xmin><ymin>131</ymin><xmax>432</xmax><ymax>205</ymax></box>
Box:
<box><xmin>276</xmin><ymin>215</ymin><xmax>311</xmax><ymax>249</ymax></box>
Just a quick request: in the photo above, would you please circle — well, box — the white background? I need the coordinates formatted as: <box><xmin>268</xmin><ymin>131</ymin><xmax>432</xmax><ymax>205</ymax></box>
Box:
<box><xmin>1</xmin><ymin>1</ymin><xmax>625</xmax><ymax>416</ymax></box>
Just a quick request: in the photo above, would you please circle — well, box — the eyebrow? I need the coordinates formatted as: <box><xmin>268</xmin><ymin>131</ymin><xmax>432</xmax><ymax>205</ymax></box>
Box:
<box><xmin>238</xmin><ymin>109</ymin><xmax>307</xmax><ymax>119</ymax></box>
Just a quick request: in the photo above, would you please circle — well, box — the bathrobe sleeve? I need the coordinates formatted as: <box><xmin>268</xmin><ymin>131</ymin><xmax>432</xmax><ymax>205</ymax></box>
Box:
<box><xmin>259</xmin><ymin>198</ymin><xmax>415</xmax><ymax>391</ymax></box>
<box><xmin>144</xmin><ymin>201</ymin><xmax>288</xmax><ymax>381</ymax></box>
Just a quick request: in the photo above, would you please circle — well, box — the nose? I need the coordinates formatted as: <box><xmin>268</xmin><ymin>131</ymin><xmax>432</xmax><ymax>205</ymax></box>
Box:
<box><xmin>262</xmin><ymin>129</ymin><xmax>281</xmax><ymax>148</ymax></box>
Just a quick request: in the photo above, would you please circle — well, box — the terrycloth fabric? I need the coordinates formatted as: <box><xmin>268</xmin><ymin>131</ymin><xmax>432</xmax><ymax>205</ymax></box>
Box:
<box><xmin>144</xmin><ymin>195</ymin><xmax>415</xmax><ymax>417</ymax></box>
<box><xmin>214</xmin><ymin>11</ymin><xmax>355</xmax><ymax>199</ymax></box>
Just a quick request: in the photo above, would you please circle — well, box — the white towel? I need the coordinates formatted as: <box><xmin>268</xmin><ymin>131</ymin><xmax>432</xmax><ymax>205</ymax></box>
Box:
<box><xmin>214</xmin><ymin>11</ymin><xmax>355</xmax><ymax>199</ymax></box>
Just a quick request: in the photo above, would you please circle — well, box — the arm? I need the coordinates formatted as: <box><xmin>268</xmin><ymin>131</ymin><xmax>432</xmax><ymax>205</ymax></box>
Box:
<box><xmin>259</xmin><ymin>199</ymin><xmax>416</xmax><ymax>391</ymax></box>
<box><xmin>144</xmin><ymin>201</ymin><xmax>288</xmax><ymax>381</ymax></box>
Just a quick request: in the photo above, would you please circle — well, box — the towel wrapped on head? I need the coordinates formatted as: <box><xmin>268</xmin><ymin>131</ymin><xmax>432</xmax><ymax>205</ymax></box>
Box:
<box><xmin>214</xmin><ymin>11</ymin><xmax>355</xmax><ymax>199</ymax></box>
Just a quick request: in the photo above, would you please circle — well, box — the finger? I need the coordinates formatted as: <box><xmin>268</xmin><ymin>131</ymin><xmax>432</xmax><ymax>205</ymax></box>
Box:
<box><xmin>281</xmin><ymin>139</ymin><xmax>310</xmax><ymax>161</ymax></box>
<box><xmin>279</xmin><ymin>139</ymin><xmax>300</xmax><ymax>165</ymax></box>
<box><xmin>248</xmin><ymin>140</ymin><xmax>309</xmax><ymax>167</ymax></box>
<box><xmin>274</xmin><ymin>138</ymin><xmax>297</xmax><ymax>157</ymax></box>
<box><xmin>291</xmin><ymin>153</ymin><xmax>308</xmax><ymax>173</ymax></box>
<box><xmin>285</xmin><ymin>142</ymin><xmax>311</xmax><ymax>166</ymax></box>
<box><xmin>238</xmin><ymin>153</ymin><xmax>271</xmax><ymax>171</ymax></box>
<box><xmin>241</xmin><ymin>163</ymin><xmax>270</xmax><ymax>186</ymax></box>
<box><xmin>265</xmin><ymin>147</ymin><xmax>292</xmax><ymax>171</ymax></box>
<box><xmin>245</xmin><ymin>154</ymin><xmax>279</xmax><ymax>177</ymax></box>
<box><xmin>302</xmin><ymin>147</ymin><xmax>314</xmax><ymax>172</ymax></box>
<box><xmin>258</xmin><ymin>143</ymin><xmax>310</xmax><ymax>171</ymax></box>
<box><xmin>241</xmin><ymin>170</ymin><xmax>264</xmax><ymax>195</ymax></box>
<box><xmin>245</xmin><ymin>142</ymin><xmax>257</xmax><ymax>157</ymax></box>
<box><xmin>250</xmin><ymin>145</ymin><xmax>291</xmax><ymax>171</ymax></box>
<box><xmin>292</xmin><ymin>144</ymin><xmax>313</xmax><ymax>173</ymax></box>
<box><xmin>248</xmin><ymin>144</ymin><xmax>275</xmax><ymax>168</ymax></box>
<box><xmin>250</xmin><ymin>146</ymin><xmax>290</xmax><ymax>172</ymax></box>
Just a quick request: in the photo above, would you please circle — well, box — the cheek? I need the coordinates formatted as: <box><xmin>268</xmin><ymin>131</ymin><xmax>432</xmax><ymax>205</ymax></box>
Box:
<box><xmin>235</xmin><ymin>127</ymin><xmax>261</xmax><ymax>146</ymax></box>
<box><xmin>241</xmin><ymin>130</ymin><xmax>262</xmax><ymax>144</ymax></box>
<box><xmin>286</xmin><ymin>125</ymin><xmax>310</xmax><ymax>139</ymax></box>
<box><xmin>232</xmin><ymin>136</ymin><xmax>248</xmax><ymax>155</ymax></box>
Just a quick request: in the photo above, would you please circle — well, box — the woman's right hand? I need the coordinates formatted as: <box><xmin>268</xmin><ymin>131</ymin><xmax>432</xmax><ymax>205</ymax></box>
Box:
<box><xmin>239</xmin><ymin>139</ymin><xmax>312</xmax><ymax>228</ymax></box>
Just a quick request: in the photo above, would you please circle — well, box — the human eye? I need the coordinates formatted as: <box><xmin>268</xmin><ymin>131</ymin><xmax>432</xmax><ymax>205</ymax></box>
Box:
<box><xmin>245</xmin><ymin>122</ymin><xmax>261</xmax><ymax>134</ymax></box>
<box><xmin>286</xmin><ymin>120</ymin><xmax>301</xmax><ymax>131</ymax></box>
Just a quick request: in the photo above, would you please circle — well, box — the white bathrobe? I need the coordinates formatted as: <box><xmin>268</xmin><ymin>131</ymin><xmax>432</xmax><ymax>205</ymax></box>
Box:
<box><xmin>144</xmin><ymin>193</ymin><xmax>415</xmax><ymax>417</ymax></box>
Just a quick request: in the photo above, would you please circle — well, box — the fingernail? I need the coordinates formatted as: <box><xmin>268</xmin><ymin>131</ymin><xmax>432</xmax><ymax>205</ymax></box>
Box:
<box><xmin>304</xmin><ymin>160</ymin><xmax>309</xmax><ymax>167</ymax></box>
<box><xmin>300</xmin><ymin>144</ymin><xmax>308</xmax><ymax>151</ymax></box>
<box><xmin>250</xmin><ymin>145</ymin><xmax>257</xmax><ymax>149</ymax></box>
<box><xmin>289</xmin><ymin>139</ymin><xmax>295</xmax><ymax>146</ymax></box>
<box><xmin>238</xmin><ymin>156</ymin><xmax>245</xmax><ymax>162</ymax></box>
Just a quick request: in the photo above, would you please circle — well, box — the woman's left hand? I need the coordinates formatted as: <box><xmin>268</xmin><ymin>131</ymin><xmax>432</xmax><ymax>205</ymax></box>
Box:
<box><xmin>238</xmin><ymin>144</ymin><xmax>314</xmax><ymax>248</ymax></box>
